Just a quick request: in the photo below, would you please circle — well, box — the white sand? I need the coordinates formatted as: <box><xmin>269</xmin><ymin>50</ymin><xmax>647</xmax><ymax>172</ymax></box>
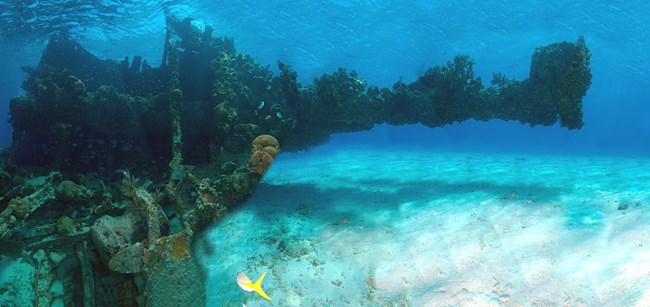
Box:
<box><xmin>196</xmin><ymin>149</ymin><xmax>650</xmax><ymax>306</ymax></box>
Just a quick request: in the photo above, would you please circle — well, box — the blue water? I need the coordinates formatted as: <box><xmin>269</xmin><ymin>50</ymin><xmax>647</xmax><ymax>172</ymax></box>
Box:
<box><xmin>2</xmin><ymin>2</ymin><xmax>650</xmax><ymax>305</ymax></box>
<box><xmin>1</xmin><ymin>1</ymin><xmax>649</xmax><ymax>154</ymax></box>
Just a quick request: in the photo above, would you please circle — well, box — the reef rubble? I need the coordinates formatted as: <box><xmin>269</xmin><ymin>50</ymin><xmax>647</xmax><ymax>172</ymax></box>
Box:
<box><xmin>0</xmin><ymin>15</ymin><xmax>591</xmax><ymax>306</ymax></box>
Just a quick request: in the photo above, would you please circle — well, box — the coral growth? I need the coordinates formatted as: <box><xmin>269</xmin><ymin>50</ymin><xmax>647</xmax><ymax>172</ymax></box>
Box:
<box><xmin>64</xmin><ymin>75</ymin><xmax>86</xmax><ymax>97</ymax></box>
<box><xmin>248</xmin><ymin>135</ymin><xmax>280</xmax><ymax>175</ymax></box>
<box><xmin>170</xmin><ymin>233</ymin><xmax>191</xmax><ymax>260</ymax></box>
<box><xmin>55</xmin><ymin>216</ymin><xmax>75</xmax><ymax>234</ymax></box>
<box><xmin>252</xmin><ymin>134</ymin><xmax>280</xmax><ymax>149</ymax></box>
<box><xmin>55</xmin><ymin>180</ymin><xmax>91</xmax><ymax>205</ymax></box>
<box><xmin>1</xmin><ymin>197</ymin><xmax>30</xmax><ymax>219</ymax></box>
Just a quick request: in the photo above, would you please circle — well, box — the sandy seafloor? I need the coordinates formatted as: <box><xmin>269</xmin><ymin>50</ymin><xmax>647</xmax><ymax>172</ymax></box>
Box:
<box><xmin>196</xmin><ymin>147</ymin><xmax>650</xmax><ymax>306</ymax></box>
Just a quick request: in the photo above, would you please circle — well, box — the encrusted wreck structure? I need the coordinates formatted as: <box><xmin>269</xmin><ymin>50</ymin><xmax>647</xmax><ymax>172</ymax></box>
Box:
<box><xmin>0</xmin><ymin>16</ymin><xmax>591</xmax><ymax>306</ymax></box>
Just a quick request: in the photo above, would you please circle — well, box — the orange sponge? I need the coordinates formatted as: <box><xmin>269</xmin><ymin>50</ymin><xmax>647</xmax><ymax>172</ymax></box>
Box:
<box><xmin>248</xmin><ymin>135</ymin><xmax>280</xmax><ymax>175</ymax></box>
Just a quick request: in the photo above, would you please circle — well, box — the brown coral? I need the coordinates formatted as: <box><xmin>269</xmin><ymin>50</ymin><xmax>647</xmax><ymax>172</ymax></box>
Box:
<box><xmin>248</xmin><ymin>135</ymin><xmax>280</xmax><ymax>175</ymax></box>
<box><xmin>171</xmin><ymin>233</ymin><xmax>191</xmax><ymax>260</ymax></box>
<box><xmin>55</xmin><ymin>180</ymin><xmax>91</xmax><ymax>205</ymax></box>
<box><xmin>262</xmin><ymin>146</ymin><xmax>279</xmax><ymax>157</ymax></box>
<box><xmin>252</xmin><ymin>134</ymin><xmax>280</xmax><ymax>150</ymax></box>
<box><xmin>1</xmin><ymin>197</ymin><xmax>30</xmax><ymax>219</ymax></box>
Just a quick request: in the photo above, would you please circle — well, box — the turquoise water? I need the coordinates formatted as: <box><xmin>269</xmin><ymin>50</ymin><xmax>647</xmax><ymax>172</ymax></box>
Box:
<box><xmin>0</xmin><ymin>1</ymin><xmax>649</xmax><ymax>306</ymax></box>
<box><xmin>198</xmin><ymin>147</ymin><xmax>650</xmax><ymax>305</ymax></box>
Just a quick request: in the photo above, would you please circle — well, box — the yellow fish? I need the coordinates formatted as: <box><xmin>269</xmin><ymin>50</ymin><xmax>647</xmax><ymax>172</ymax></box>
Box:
<box><xmin>236</xmin><ymin>272</ymin><xmax>272</xmax><ymax>301</ymax></box>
